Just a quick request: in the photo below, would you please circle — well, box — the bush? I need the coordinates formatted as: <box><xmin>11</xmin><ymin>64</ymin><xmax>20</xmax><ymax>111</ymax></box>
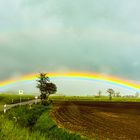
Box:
<box><xmin>5</xmin><ymin>104</ymin><xmax>49</xmax><ymax>129</ymax></box>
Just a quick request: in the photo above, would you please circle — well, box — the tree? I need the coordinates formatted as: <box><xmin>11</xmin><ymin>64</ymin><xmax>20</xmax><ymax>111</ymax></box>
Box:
<box><xmin>115</xmin><ymin>92</ymin><xmax>121</xmax><ymax>97</ymax></box>
<box><xmin>97</xmin><ymin>90</ymin><xmax>102</xmax><ymax>97</ymax></box>
<box><xmin>135</xmin><ymin>92</ymin><xmax>139</xmax><ymax>98</ymax></box>
<box><xmin>37</xmin><ymin>73</ymin><xmax>57</xmax><ymax>104</ymax></box>
<box><xmin>107</xmin><ymin>89</ymin><xmax>115</xmax><ymax>101</ymax></box>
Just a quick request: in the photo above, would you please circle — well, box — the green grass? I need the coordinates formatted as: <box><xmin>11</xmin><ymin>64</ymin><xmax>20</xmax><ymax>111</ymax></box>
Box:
<box><xmin>0</xmin><ymin>94</ymin><xmax>35</xmax><ymax>104</ymax></box>
<box><xmin>33</xmin><ymin>109</ymin><xmax>86</xmax><ymax>140</ymax></box>
<box><xmin>0</xmin><ymin>104</ymin><xmax>87</xmax><ymax>140</ymax></box>
<box><xmin>0</xmin><ymin>104</ymin><xmax>3</xmax><ymax>110</ymax></box>
<box><xmin>50</xmin><ymin>95</ymin><xmax>140</xmax><ymax>102</ymax></box>
<box><xmin>0</xmin><ymin>94</ymin><xmax>35</xmax><ymax>111</ymax></box>
<box><xmin>0</xmin><ymin>115</ymin><xmax>47</xmax><ymax>140</ymax></box>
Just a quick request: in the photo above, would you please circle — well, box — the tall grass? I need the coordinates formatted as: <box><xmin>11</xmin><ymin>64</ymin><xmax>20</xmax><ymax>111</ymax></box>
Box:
<box><xmin>0</xmin><ymin>104</ymin><xmax>87</xmax><ymax>140</ymax></box>
<box><xmin>0</xmin><ymin>115</ymin><xmax>47</xmax><ymax>140</ymax></box>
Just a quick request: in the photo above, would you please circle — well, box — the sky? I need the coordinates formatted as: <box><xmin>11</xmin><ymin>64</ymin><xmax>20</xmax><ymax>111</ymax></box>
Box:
<box><xmin>0</xmin><ymin>0</ymin><xmax>140</xmax><ymax>95</ymax></box>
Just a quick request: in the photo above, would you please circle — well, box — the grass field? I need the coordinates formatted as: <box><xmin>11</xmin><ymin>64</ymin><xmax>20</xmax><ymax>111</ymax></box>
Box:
<box><xmin>0</xmin><ymin>94</ymin><xmax>35</xmax><ymax>104</ymax></box>
<box><xmin>50</xmin><ymin>95</ymin><xmax>140</xmax><ymax>102</ymax></box>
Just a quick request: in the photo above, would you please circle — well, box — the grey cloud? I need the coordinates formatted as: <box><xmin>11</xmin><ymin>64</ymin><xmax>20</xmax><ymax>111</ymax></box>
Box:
<box><xmin>0</xmin><ymin>0</ymin><xmax>140</xmax><ymax>81</ymax></box>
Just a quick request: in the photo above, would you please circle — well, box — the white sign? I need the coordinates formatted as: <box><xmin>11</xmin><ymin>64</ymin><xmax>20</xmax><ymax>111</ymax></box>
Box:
<box><xmin>35</xmin><ymin>96</ymin><xmax>38</xmax><ymax>104</ymax></box>
<box><xmin>19</xmin><ymin>90</ymin><xmax>24</xmax><ymax>95</ymax></box>
<box><xmin>35</xmin><ymin>96</ymin><xmax>38</xmax><ymax>99</ymax></box>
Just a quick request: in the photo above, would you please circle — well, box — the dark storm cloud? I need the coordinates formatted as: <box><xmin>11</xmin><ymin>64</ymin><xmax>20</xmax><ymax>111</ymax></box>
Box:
<box><xmin>0</xmin><ymin>0</ymin><xmax>140</xmax><ymax>81</ymax></box>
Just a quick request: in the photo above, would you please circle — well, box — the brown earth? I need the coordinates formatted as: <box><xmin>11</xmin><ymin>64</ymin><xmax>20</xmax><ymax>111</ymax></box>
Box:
<box><xmin>51</xmin><ymin>101</ymin><xmax>140</xmax><ymax>140</ymax></box>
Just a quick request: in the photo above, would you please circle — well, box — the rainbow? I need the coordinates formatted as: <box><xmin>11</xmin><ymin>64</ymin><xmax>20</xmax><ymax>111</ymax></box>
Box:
<box><xmin>0</xmin><ymin>72</ymin><xmax>140</xmax><ymax>92</ymax></box>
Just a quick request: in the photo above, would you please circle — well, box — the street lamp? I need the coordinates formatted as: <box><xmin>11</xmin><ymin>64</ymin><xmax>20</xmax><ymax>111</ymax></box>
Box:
<box><xmin>19</xmin><ymin>90</ymin><xmax>24</xmax><ymax>106</ymax></box>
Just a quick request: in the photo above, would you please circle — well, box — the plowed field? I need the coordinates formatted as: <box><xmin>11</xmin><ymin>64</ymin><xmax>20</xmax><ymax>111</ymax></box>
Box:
<box><xmin>51</xmin><ymin>101</ymin><xmax>140</xmax><ymax>140</ymax></box>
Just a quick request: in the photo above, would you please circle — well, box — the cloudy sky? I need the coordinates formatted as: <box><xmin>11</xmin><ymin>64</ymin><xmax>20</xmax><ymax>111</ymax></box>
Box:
<box><xmin>1</xmin><ymin>0</ymin><xmax>140</xmax><ymax>83</ymax></box>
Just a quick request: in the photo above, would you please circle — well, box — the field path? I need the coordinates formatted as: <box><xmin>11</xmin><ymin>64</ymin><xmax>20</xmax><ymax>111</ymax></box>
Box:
<box><xmin>51</xmin><ymin>101</ymin><xmax>140</xmax><ymax>140</ymax></box>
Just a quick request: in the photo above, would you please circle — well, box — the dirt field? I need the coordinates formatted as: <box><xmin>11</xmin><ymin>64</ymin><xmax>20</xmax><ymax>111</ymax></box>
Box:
<box><xmin>51</xmin><ymin>101</ymin><xmax>140</xmax><ymax>140</ymax></box>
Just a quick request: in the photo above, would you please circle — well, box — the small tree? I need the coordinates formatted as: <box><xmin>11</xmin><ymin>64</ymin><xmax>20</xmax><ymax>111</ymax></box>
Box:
<box><xmin>115</xmin><ymin>92</ymin><xmax>121</xmax><ymax>97</ymax></box>
<box><xmin>97</xmin><ymin>90</ymin><xmax>102</xmax><ymax>97</ymax></box>
<box><xmin>107</xmin><ymin>89</ymin><xmax>115</xmax><ymax>101</ymax></box>
<box><xmin>135</xmin><ymin>92</ymin><xmax>139</xmax><ymax>98</ymax></box>
<box><xmin>37</xmin><ymin>73</ymin><xmax>57</xmax><ymax>105</ymax></box>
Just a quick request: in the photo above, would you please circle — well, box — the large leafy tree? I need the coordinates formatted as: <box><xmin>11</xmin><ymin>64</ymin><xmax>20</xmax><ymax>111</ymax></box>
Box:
<box><xmin>37</xmin><ymin>73</ymin><xmax>57</xmax><ymax>104</ymax></box>
<box><xmin>107</xmin><ymin>89</ymin><xmax>115</xmax><ymax>101</ymax></box>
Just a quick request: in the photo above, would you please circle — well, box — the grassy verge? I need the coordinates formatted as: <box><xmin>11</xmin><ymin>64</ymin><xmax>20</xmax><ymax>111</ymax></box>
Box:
<box><xmin>0</xmin><ymin>104</ymin><xmax>3</xmax><ymax>110</ymax></box>
<box><xmin>33</xmin><ymin>109</ymin><xmax>86</xmax><ymax>140</ymax></box>
<box><xmin>0</xmin><ymin>115</ymin><xmax>46</xmax><ymax>140</ymax></box>
<box><xmin>0</xmin><ymin>104</ymin><xmax>87</xmax><ymax>140</ymax></box>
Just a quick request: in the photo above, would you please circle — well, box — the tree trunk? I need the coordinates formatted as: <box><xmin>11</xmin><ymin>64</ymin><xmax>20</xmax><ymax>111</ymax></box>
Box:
<box><xmin>109</xmin><ymin>93</ymin><xmax>112</xmax><ymax>101</ymax></box>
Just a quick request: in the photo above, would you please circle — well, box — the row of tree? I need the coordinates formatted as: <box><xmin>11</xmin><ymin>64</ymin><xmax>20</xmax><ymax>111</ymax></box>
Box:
<box><xmin>97</xmin><ymin>89</ymin><xmax>139</xmax><ymax>100</ymax></box>
<box><xmin>97</xmin><ymin>89</ymin><xmax>120</xmax><ymax>100</ymax></box>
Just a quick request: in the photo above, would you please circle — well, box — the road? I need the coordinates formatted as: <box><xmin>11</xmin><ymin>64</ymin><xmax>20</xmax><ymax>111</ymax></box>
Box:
<box><xmin>1</xmin><ymin>99</ymin><xmax>41</xmax><ymax>112</ymax></box>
